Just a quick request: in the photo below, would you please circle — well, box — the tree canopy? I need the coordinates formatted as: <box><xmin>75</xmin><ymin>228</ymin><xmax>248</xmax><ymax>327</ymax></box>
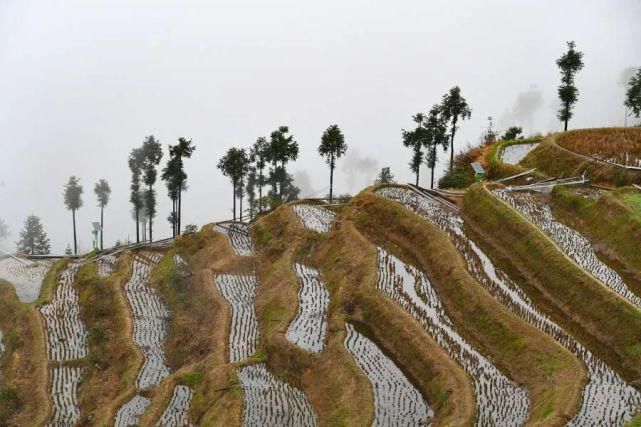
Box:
<box><xmin>625</xmin><ymin>68</ymin><xmax>641</xmax><ymax>119</ymax></box>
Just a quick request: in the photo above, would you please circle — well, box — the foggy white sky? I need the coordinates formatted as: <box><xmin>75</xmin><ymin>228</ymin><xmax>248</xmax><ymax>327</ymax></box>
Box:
<box><xmin>1</xmin><ymin>0</ymin><xmax>640</xmax><ymax>253</ymax></box>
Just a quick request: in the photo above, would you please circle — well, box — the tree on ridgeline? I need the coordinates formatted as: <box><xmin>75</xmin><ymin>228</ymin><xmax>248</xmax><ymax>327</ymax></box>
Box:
<box><xmin>402</xmin><ymin>113</ymin><xmax>427</xmax><ymax>186</ymax></box>
<box><xmin>16</xmin><ymin>215</ymin><xmax>50</xmax><ymax>255</ymax></box>
<box><xmin>245</xmin><ymin>167</ymin><xmax>258</xmax><ymax>219</ymax></box>
<box><xmin>217</xmin><ymin>147</ymin><xmax>249</xmax><ymax>221</ymax></box>
<box><xmin>625</xmin><ymin>68</ymin><xmax>641</xmax><ymax>120</ymax></box>
<box><xmin>94</xmin><ymin>179</ymin><xmax>111</xmax><ymax>250</ymax></box>
<box><xmin>502</xmin><ymin>126</ymin><xmax>524</xmax><ymax>140</ymax></box>
<box><xmin>162</xmin><ymin>137</ymin><xmax>196</xmax><ymax>236</ymax></box>
<box><xmin>318</xmin><ymin>124</ymin><xmax>348</xmax><ymax>203</ymax></box>
<box><xmin>63</xmin><ymin>176</ymin><xmax>83</xmax><ymax>255</ymax></box>
<box><xmin>162</xmin><ymin>156</ymin><xmax>180</xmax><ymax>237</ymax></box>
<box><xmin>423</xmin><ymin>105</ymin><xmax>450</xmax><ymax>189</ymax></box>
<box><xmin>249</xmin><ymin>137</ymin><xmax>269</xmax><ymax>212</ymax></box>
<box><xmin>266</xmin><ymin>126</ymin><xmax>299</xmax><ymax>201</ymax></box>
<box><xmin>128</xmin><ymin>147</ymin><xmax>145</xmax><ymax>243</ymax></box>
<box><xmin>440</xmin><ymin>86</ymin><xmax>472</xmax><ymax>171</ymax></box>
<box><xmin>141</xmin><ymin>135</ymin><xmax>163</xmax><ymax>241</ymax></box>
<box><xmin>556</xmin><ymin>41</ymin><xmax>584</xmax><ymax>131</ymax></box>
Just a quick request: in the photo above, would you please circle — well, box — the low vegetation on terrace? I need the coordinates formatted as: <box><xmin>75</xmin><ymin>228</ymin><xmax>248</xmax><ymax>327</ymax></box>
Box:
<box><xmin>556</xmin><ymin>128</ymin><xmax>641</xmax><ymax>168</ymax></box>
<box><xmin>462</xmin><ymin>184</ymin><xmax>641</xmax><ymax>383</ymax></box>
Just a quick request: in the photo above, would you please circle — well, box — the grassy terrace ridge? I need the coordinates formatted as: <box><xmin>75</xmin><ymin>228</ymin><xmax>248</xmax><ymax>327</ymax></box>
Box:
<box><xmin>315</xmin><ymin>210</ymin><xmax>477</xmax><ymax>425</ymax></box>
<box><xmin>549</xmin><ymin>186</ymin><xmax>641</xmax><ymax>298</ymax></box>
<box><xmin>74</xmin><ymin>253</ymin><xmax>141</xmax><ymax>425</ymax></box>
<box><xmin>253</xmin><ymin>205</ymin><xmax>375</xmax><ymax>426</ymax></box>
<box><xmin>0</xmin><ymin>280</ymin><xmax>49</xmax><ymax>426</ymax></box>
<box><xmin>462</xmin><ymin>183</ymin><xmax>641</xmax><ymax>384</ymax></box>
<box><xmin>520</xmin><ymin>133</ymin><xmax>641</xmax><ymax>186</ymax></box>
<box><xmin>142</xmin><ymin>226</ymin><xmax>247</xmax><ymax>426</ymax></box>
<box><xmin>354</xmin><ymin>189</ymin><xmax>584</xmax><ymax>425</ymax></box>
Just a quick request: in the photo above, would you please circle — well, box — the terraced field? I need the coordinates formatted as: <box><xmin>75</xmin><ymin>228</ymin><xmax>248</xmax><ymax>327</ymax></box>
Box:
<box><xmin>378</xmin><ymin>185</ymin><xmax>641</xmax><ymax>424</ymax></box>
<box><xmin>39</xmin><ymin>262</ymin><xmax>88</xmax><ymax>426</ymax></box>
<box><xmin>556</xmin><ymin>128</ymin><xmax>641</xmax><ymax>168</ymax></box>
<box><xmin>344</xmin><ymin>323</ymin><xmax>433</xmax><ymax>426</ymax></box>
<box><xmin>494</xmin><ymin>189</ymin><xmax>641</xmax><ymax>308</ymax></box>
<box><xmin>215</xmin><ymin>222</ymin><xmax>255</xmax><ymax>255</ymax></box>
<box><xmin>215</xmin><ymin>273</ymin><xmax>259</xmax><ymax>363</ymax></box>
<box><xmin>0</xmin><ymin>257</ymin><xmax>53</xmax><ymax>302</ymax></box>
<box><xmin>292</xmin><ymin>204</ymin><xmax>337</xmax><ymax>233</ymax></box>
<box><xmin>285</xmin><ymin>263</ymin><xmax>329</xmax><ymax>353</ymax></box>
<box><xmin>97</xmin><ymin>254</ymin><xmax>116</xmax><ymax>277</ymax></box>
<box><xmin>158</xmin><ymin>384</ymin><xmax>195</xmax><ymax>426</ymax></box>
<box><xmin>115</xmin><ymin>252</ymin><xmax>172</xmax><ymax>426</ymax></box>
<box><xmin>237</xmin><ymin>363</ymin><xmax>318</xmax><ymax>426</ymax></box>
<box><xmin>377</xmin><ymin>246</ymin><xmax>529</xmax><ymax>425</ymax></box>
<box><xmin>501</xmin><ymin>142</ymin><xmax>539</xmax><ymax>165</ymax></box>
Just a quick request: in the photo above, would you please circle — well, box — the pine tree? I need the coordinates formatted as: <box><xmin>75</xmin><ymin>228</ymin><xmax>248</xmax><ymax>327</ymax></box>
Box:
<box><xmin>16</xmin><ymin>215</ymin><xmax>51</xmax><ymax>255</ymax></box>
<box><xmin>265</xmin><ymin>126</ymin><xmax>299</xmax><ymax>201</ymax></box>
<box><xmin>625</xmin><ymin>68</ymin><xmax>641</xmax><ymax>119</ymax></box>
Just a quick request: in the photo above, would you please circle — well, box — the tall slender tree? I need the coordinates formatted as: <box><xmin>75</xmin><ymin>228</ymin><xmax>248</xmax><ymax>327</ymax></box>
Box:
<box><xmin>265</xmin><ymin>126</ymin><xmax>299</xmax><ymax>200</ymax></box>
<box><xmin>440</xmin><ymin>86</ymin><xmax>472</xmax><ymax>171</ymax></box>
<box><xmin>16</xmin><ymin>215</ymin><xmax>50</xmax><ymax>255</ymax></box>
<box><xmin>402</xmin><ymin>113</ymin><xmax>427</xmax><ymax>186</ymax></box>
<box><xmin>128</xmin><ymin>147</ymin><xmax>145</xmax><ymax>243</ymax></box>
<box><xmin>218</xmin><ymin>147</ymin><xmax>249</xmax><ymax>221</ymax></box>
<box><xmin>63</xmin><ymin>176</ymin><xmax>83</xmax><ymax>255</ymax></box>
<box><xmin>141</xmin><ymin>135</ymin><xmax>163</xmax><ymax>241</ymax></box>
<box><xmin>162</xmin><ymin>156</ymin><xmax>180</xmax><ymax>237</ymax></box>
<box><xmin>423</xmin><ymin>105</ymin><xmax>449</xmax><ymax>189</ymax></box>
<box><xmin>246</xmin><ymin>167</ymin><xmax>258</xmax><ymax>219</ymax></box>
<box><xmin>556</xmin><ymin>41</ymin><xmax>584</xmax><ymax>131</ymax></box>
<box><xmin>249</xmin><ymin>137</ymin><xmax>269</xmax><ymax>211</ymax></box>
<box><xmin>94</xmin><ymin>179</ymin><xmax>111</xmax><ymax>250</ymax></box>
<box><xmin>162</xmin><ymin>137</ymin><xmax>196</xmax><ymax>236</ymax></box>
<box><xmin>318</xmin><ymin>124</ymin><xmax>348</xmax><ymax>203</ymax></box>
<box><xmin>625</xmin><ymin>68</ymin><xmax>641</xmax><ymax>120</ymax></box>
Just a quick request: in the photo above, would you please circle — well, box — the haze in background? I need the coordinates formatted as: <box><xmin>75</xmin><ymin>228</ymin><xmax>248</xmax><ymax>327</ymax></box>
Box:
<box><xmin>1</xmin><ymin>0</ymin><xmax>640</xmax><ymax>253</ymax></box>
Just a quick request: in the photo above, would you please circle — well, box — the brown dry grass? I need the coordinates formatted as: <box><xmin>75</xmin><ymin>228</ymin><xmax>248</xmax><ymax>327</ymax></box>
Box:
<box><xmin>353</xmin><ymin>190</ymin><xmax>586</xmax><ymax>426</ymax></box>
<box><xmin>75</xmin><ymin>253</ymin><xmax>142</xmax><ymax>426</ymax></box>
<box><xmin>556</xmin><ymin>128</ymin><xmax>641</xmax><ymax>167</ymax></box>
<box><xmin>0</xmin><ymin>280</ymin><xmax>49</xmax><ymax>426</ymax></box>
<box><xmin>253</xmin><ymin>206</ymin><xmax>375</xmax><ymax>426</ymax></box>
<box><xmin>140</xmin><ymin>226</ymin><xmax>247</xmax><ymax>426</ymax></box>
<box><xmin>314</xmin><ymin>218</ymin><xmax>477</xmax><ymax>426</ymax></box>
<box><xmin>521</xmin><ymin>134</ymin><xmax>641</xmax><ymax>186</ymax></box>
<box><xmin>462</xmin><ymin>184</ymin><xmax>641</xmax><ymax>385</ymax></box>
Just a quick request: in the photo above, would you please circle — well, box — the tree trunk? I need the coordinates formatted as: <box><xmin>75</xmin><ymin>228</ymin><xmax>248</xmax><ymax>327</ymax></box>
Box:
<box><xmin>329</xmin><ymin>157</ymin><xmax>335</xmax><ymax>203</ymax></box>
<box><xmin>233</xmin><ymin>181</ymin><xmax>237</xmax><ymax>221</ymax></box>
<box><xmin>72</xmin><ymin>209</ymin><xmax>77</xmax><ymax>255</ymax></box>
<box><xmin>564</xmin><ymin>101</ymin><xmax>570</xmax><ymax>131</ymax></box>
<box><xmin>430</xmin><ymin>165</ymin><xmax>435</xmax><ymax>189</ymax></box>
<box><xmin>135</xmin><ymin>207</ymin><xmax>140</xmax><ymax>243</ymax></box>
<box><xmin>149</xmin><ymin>185</ymin><xmax>153</xmax><ymax>242</ymax></box>
<box><xmin>178</xmin><ymin>189</ymin><xmax>182</xmax><ymax>235</ymax></box>
<box><xmin>258</xmin><ymin>168</ymin><xmax>263</xmax><ymax>212</ymax></box>
<box><xmin>415</xmin><ymin>167</ymin><xmax>419</xmax><ymax>186</ymax></box>
<box><xmin>239</xmin><ymin>178</ymin><xmax>244</xmax><ymax>222</ymax></box>
<box><xmin>449</xmin><ymin>122</ymin><xmax>457</xmax><ymax>171</ymax></box>
<box><xmin>100</xmin><ymin>205</ymin><xmax>104</xmax><ymax>250</ymax></box>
